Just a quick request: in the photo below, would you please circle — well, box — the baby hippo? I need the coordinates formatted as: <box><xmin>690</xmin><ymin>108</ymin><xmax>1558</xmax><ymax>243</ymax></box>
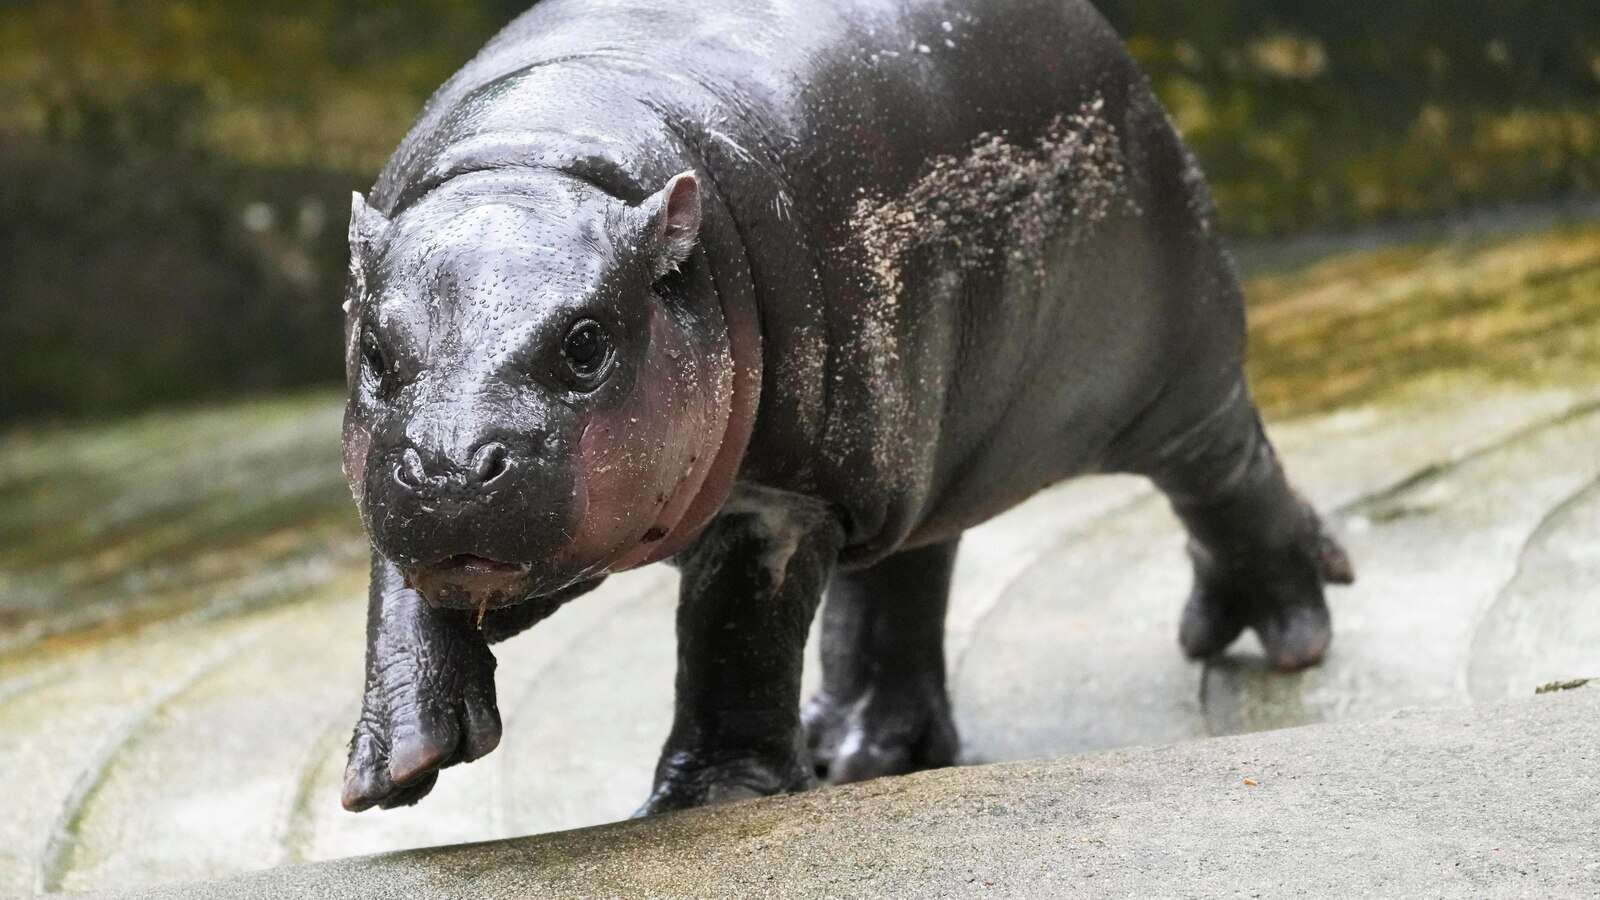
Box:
<box><xmin>339</xmin><ymin>0</ymin><xmax>1353</xmax><ymax>814</ymax></box>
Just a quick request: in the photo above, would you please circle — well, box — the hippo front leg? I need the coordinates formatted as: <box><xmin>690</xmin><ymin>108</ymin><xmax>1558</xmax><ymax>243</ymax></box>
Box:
<box><xmin>638</xmin><ymin>489</ymin><xmax>844</xmax><ymax>815</ymax></box>
<box><xmin>342</xmin><ymin>554</ymin><xmax>602</xmax><ymax>810</ymax></box>
<box><xmin>342</xmin><ymin>553</ymin><xmax>503</xmax><ymax>811</ymax></box>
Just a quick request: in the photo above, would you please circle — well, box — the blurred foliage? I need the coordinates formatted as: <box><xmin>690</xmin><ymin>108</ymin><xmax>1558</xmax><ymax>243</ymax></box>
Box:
<box><xmin>0</xmin><ymin>0</ymin><xmax>527</xmax><ymax>172</ymax></box>
<box><xmin>0</xmin><ymin>1</ymin><xmax>521</xmax><ymax>422</ymax></box>
<box><xmin>0</xmin><ymin>139</ymin><xmax>352</xmax><ymax>421</ymax></box>
<box><xmin>1100</xmin><ymin>0</ymin><xmax>1600</xmax><ymax>233</ymax></box>
<box><xmin>0</xmin><ymin>0</ymin><xmax>1597</xmax><ymax>421</ymax></box>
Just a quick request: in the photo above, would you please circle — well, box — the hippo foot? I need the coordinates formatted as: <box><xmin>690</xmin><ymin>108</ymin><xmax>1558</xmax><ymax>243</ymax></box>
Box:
<box><xmin>342</xmin><ymin>606</ymin><xmax>502</xmax><ymax>811</ymax></box>
<box><xmin>803</xmin><ymin>681</ymin><xmax>959</xmax><ymax>784</ymax></box>
<box><xmin>634</xmin><ymin>749</ymin><xmax>813</xmax><ymax>816</ymax></box>
<box><xmin>1179</xmin><ymin>525</ymin><xmax>1354</xmax><ymax>672</ymax></box>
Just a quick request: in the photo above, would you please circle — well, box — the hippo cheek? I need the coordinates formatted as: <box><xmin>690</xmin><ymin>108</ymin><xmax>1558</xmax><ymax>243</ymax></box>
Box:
<box><xmin>605</xmin><ymin>318</ymin><xmax>735</xmax><ymax>571</ymax></box>
<box><xmin>568</xmin><ymin>409</ymin><xmax>676</xmax><ymax>569</ymax></box>
<box><xmin>568</xmin><ymin>338</ymin><xmax>720</xmax><ymax>571</ymax></box>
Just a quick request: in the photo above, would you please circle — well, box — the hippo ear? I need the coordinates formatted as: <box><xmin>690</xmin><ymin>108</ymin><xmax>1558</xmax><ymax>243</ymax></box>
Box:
<box><xmin>641</xmin><ymin>171</ymin><xmax>702</xmax><ymax>278</ymax></box>
<box><xmin>346</xmin><ymin>192</ymin><xmax>387</xmax><ymax>313</ymax></box>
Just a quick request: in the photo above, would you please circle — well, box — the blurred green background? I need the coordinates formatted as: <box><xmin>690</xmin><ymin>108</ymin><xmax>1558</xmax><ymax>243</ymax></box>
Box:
<box><xmin>1</xmin><ymin>0</ymin><xmax>1597</xmax><ymax>421</ymax></box>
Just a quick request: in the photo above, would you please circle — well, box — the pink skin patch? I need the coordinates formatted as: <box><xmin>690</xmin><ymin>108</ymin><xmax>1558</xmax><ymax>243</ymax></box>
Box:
<box><xmin>638</xmin><ymin>253</ymin><xmax>763</xmax><ymax>566</ymax></box>
<box><xmin>568</xmin><ymin>306</ymin><xmax>729</xmax><ymax>573</ymax></box>
<box><xmin>566</xmin><ymin>230</ymin><xmax>764</xmax><ymax>577</ymax></box>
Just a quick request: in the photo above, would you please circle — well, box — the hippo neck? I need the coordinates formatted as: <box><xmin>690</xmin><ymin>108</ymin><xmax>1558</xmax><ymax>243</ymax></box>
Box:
<box><xmin>627</xmin><ymin>231</ymin><xmax>764</xmax><ymax>569</ymax></box>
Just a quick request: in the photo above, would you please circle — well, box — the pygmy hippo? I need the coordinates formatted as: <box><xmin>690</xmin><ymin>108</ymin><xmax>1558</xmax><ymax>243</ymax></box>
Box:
<box><xmin>339</xmin><ymin>0</ymin><xmax>1354</xmax><ymax>813</ymax></box>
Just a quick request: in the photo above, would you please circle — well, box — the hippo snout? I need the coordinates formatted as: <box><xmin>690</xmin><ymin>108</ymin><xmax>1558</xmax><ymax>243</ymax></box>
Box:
<box><xmin>392</xmin><ymin>439</ymin><xmax>513</xmax><ymax>497</ymax></box>
<box><xmin>360</xmin><ymin>426</ymin><xmax>584</xmax><ymax>608</ymax></box>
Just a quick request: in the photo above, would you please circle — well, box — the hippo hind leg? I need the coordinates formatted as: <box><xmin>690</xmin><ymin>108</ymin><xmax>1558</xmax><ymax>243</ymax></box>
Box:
<box><xmin>803</xmin><ymin>538</ymin><xmax>961</xmax><ymax>784</ymax></box>
<box><xmin>1140</xmin><ymin>383</ymin><xmax>1355</xmax><ymax>671</ymax></box>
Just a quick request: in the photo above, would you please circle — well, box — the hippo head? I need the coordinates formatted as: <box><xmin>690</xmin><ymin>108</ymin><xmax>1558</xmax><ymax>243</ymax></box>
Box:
<box><xmin>340</xmin><ymin>169</ymin><xmax>738</xmax><ymax>612</ymax></box>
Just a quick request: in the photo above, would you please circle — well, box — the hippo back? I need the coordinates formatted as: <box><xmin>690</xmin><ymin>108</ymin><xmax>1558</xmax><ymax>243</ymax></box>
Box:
<box><xmin>370</xmin><ymin>0</ymin><xmax>1232</xmax><ymax>565</ymax></box>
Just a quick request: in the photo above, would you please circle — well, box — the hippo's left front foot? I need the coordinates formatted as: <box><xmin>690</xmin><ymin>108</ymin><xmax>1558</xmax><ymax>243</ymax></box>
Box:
<box><xmin>342</xmin><ymin>556</ymin><xmax>502</xmax><ymax>812</ymax></box>
<box><xmin>636</xmin><ymin>748</ymin><xmax>813</xmax><ymax>815</ymax></box>
<box><xmin>638</xmin><ymin>488</ymin><xmax>843</xmax><ymax>816</ymax></box>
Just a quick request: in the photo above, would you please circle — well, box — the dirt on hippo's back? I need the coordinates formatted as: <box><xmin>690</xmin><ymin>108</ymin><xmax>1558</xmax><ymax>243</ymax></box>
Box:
<box><xmin>838</xmin><ymin>96</ymin><xmax>1137</xmax><ymax>483</ymax></box>
<box><xmin>849</xmin><ymin>95</ymin><xmax>1136</xmax><ymax>300</ymax></box>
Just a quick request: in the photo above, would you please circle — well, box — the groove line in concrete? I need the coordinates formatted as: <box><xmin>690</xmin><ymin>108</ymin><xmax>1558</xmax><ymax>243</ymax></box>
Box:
<box><xmin>1462</xmin><ymin>473</ymin><xmax>1600</xmax><ymax>699</ymax></box>
<box><xmin>33</xmin><ymin>633</ymin><xmax>265</xmax><ymax>894</ymax></box>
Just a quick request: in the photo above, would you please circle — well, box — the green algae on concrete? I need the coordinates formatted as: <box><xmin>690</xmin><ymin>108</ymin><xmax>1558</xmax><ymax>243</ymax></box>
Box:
<box><xmin>1245</xmin><ymin>221</ymin><xmax>1600</xmax><ymax>419</ymax></box>
<box><xmin>0</xmin><ymin>390</ymin><xmax>365</xmax><ymax>658</ymax></box>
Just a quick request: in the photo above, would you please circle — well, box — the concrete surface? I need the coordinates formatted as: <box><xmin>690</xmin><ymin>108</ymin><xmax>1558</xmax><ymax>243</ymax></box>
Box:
<box><xmin>3</xmin><ymin>378</ymin><xmax>1595</xmax><ymax>898</ymax></box>
<box><xmin>4</xmin><ymin>221</ymin><xmax>1600</xmax><ymax>897</ymax></box>
<box><xmin>92</xmin><ymin>685</ymin><xmax>1600</xmax><ymax>899</ymax></box>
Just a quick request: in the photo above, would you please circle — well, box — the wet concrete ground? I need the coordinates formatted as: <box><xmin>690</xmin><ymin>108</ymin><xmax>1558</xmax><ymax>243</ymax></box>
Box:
<box><xmin>3</xmin><ymin>219</ymin><xmax>1598</xmax><ymax>895</ymax></box>
<box><xmin>99</xmin><ymin>686</ymin><xmax>1600</xmax><ymax>899</ymax></box>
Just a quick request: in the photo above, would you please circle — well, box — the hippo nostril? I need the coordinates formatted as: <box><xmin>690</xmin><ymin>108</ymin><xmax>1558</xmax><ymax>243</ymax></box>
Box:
<box><xmin>394</xmin><ymin>447</ymin><xmax>427</xmax><ymax>491</ymax></box>
<box><xmin>469</xmin><ymin>441</ymin><xmax>510</xmax><ymax>486</ymax></box>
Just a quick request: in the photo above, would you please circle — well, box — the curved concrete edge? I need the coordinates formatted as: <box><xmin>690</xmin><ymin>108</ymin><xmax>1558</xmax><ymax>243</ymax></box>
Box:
<box><xmin>79</xmin><ymin>687</ymin><xmax>1600</xmax><ymax>900</ymax></box>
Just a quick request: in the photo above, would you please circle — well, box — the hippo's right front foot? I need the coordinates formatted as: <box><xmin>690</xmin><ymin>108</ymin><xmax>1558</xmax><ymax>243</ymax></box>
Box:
<box><xmin>803</xmin><ymin>679</ymin><xmax>959</xmax><ymax>784</ymax></box>
<box><xmin>342</xmin><ymin>563</ymin><xmax>502</xmax><ymax>811</ymax></box>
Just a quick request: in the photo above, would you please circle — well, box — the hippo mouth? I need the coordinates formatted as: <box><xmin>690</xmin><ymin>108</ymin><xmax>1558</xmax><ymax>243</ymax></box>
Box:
<box><xmin>404</xmin><ymin>555</ymin><xmax>534</xmax><ymax>612</ymax></box>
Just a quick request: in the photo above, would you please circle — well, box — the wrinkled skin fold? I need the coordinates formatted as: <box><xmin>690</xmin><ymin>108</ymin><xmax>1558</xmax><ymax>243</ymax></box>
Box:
<box><xmin>338</xmin><ymin>0</ymin><xmax>1353</xmax><ymax>813</ymax></box>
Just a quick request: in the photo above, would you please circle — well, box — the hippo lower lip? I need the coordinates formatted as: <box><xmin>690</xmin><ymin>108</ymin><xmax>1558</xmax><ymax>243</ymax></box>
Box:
<box><xmin>434</xmin><ymin>554</ymin><xmax>526</xmax><ymax>574</ymax></box>
<box><xmin>405</xmin><ymin>556</ymin><xmax>533</xmax><ymax>610</ymax></box>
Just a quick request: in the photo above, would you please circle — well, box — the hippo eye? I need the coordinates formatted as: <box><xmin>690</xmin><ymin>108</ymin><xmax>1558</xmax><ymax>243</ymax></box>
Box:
<box><xmin>561</xmin><ymin>319</ymin><xmax>611</xmax><ymax>383</ymax></box>
<box><xmin>361</xmin><ymin>328</ymin><xmax>399</xmax><ymax>398</ymax></box>
<box><xmin>360</xmin><ymin>329</ymin><xmax>386</xmax><ymax>376</ymax></box>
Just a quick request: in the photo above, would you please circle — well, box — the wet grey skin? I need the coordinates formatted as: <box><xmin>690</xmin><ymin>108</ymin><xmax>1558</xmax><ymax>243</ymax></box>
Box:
<box><xmin>338</xmin><ymin>0</ymin><xmax>1355</xmax><ymax>814</ymax></box>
